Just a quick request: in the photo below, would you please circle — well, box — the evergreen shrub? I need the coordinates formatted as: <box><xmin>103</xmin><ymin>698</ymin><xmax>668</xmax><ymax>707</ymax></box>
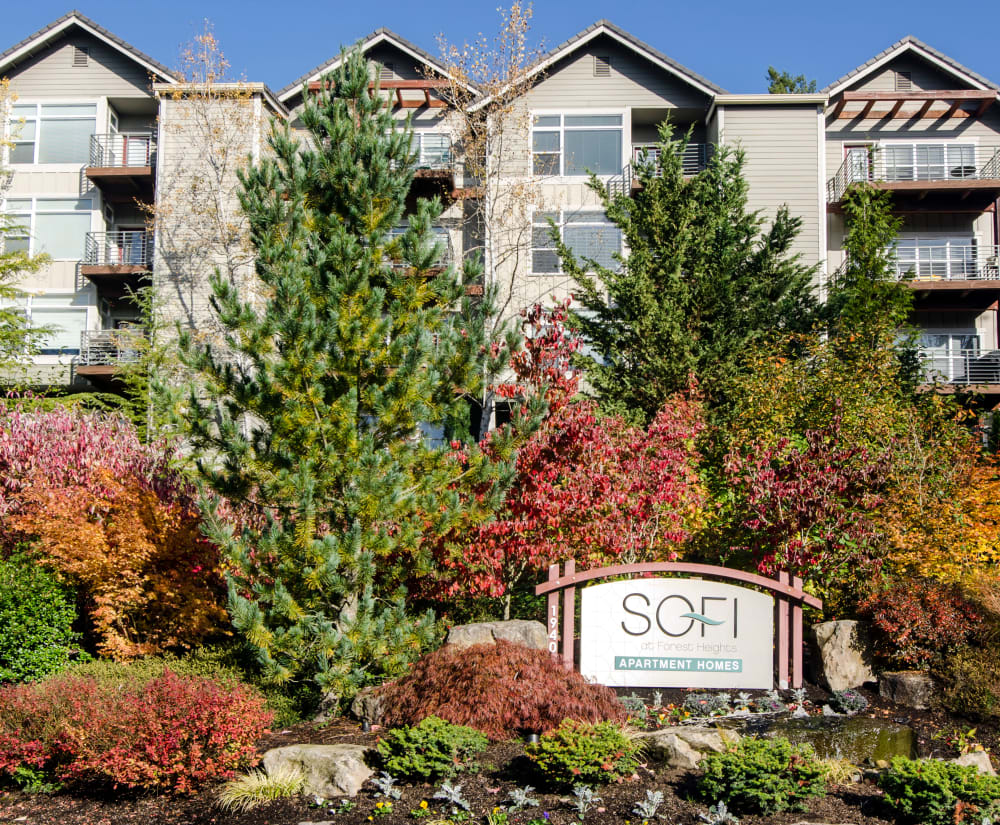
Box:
<box><xmin>938</xmin><ymin>647</ymin><xmax>1000</xmax><ymax>721</ymax></box>
<box><xmin>378</xmin><ymin>640</ymin><xmax>626</xmax><ymax>741</ymax></box>
<box><xmin>696</xmin><ymin>737</ymin><xmax>828</xmax><ymax>814</ymax></box>
<box><xmin>0</xmin><ymin>669</ymin><xmax>271</xmax><ymax>792</ymax></box>
<box><xmin>0</xmin><ymin>554</ymin><xmax>80</xmax><ymax>683</ymax></box>
<box><xmin>878</xmin><ymin>757</ymin><xmax>1000</xmax><ymax>825</ymax></box>
<box><xmin>376</xmin><ymin>716</ymin><xmax>488</xmax><ymax>780</ymax></box>
<box><xmin>525</xmin><ymin>719</ymin><xmax>640</xmax><ymax>787</ymax></box>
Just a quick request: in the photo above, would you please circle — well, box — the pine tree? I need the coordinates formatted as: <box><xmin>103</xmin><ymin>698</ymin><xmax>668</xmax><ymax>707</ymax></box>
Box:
<box><xmin>826</xmin><ymin>181</ymin><xmax>912</xmax><ymax>350</ymax></box>
<box><xmin>562</xmin><ymin>123</ymin><xmax>820</xmax><ymax>423</ymax></box>
<box><xmin>168</xmin><ymin>50</ymin><xmax>522</xmax><ymax>700</ymax></box>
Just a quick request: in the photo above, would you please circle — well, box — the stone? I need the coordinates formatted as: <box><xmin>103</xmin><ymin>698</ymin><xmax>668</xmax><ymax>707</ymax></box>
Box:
<box><xmin>444</xmin><ymin>619</ymin><xmax>547</xmax><ymax>651</ymax></box>
<box><xmin>262</xmin><ymin>744</ymin><xmax>373</xmax><ymax>798</ymax></box>
<box><xmin>811</xmin><ymin>620</ymin><xmax>876</xmax><ymax>692</ymax></box>
<box><xmin>952</xmin><ymin>751</ymin><xmax>997</xmax><ymax>776</ymax></box>
<box><xmin>634</xmin><ymin>726</ymin><xmax>739</xmax><ymax>769</ymax></box>
<box><xmin>350</xmin><ymin>685</ymin><xmax>386</xmax><ymax>724</ymax></box>
<box><xmin>879</xmin><ymin>670</ymin><xmax>936</xmax><ymax>710</ymax></box>
<box><xmin>759</xmin><ymin>716</ymin><xmax>916</xmax><ymax>764</ymax></box>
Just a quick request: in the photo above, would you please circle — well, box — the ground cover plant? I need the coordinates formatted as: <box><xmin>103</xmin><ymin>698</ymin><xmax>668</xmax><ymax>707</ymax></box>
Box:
<box><xmin>0</xmin><ymin>668</ymin><xmax>271</xmax><ymax>793</ymax></box>
<box><xmin>376</xmin><ymin>716</ymin><xmax>488</xmax><ymax>780</ymax></box>
<box><xmin>377</xmin><ymin>641</ymin><xmax>626</xmax><ymax>741</ymax></box>
<box><xmin>878</xmin><ymin>756</ymin><xmax>1000</xmax><ymax>824</ymax></box>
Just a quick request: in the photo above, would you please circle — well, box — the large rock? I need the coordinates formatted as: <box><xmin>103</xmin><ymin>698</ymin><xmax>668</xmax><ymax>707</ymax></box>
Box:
<box><xmin>444</xmin><ymin>619</ymin><xmax>547</xmax><ymax>651</ymax></box>
<box><xmin>811</xmin><ymin>620</ymin><xmax>875</xmax><ymax>691</ymax></box>
<box><xmin>634</xmin><ymin>726</ymin><xmax>739</xmax><ymax>769</ymax></box>
<box><xmin>349</xmin><ymin>685</ymin><xmax>386</xmax><ymax>724</ymax></box>
<box><xmin>262</xmin><ymin>744</ymin><xmax>373</xmax><ymax>798</ymax></box>
<box><xmin>952</xmin><ymin>751</ymin><xmax>997</xmax><ymax>776</ymax></box>
<box><xmin>880</xmin><ymin>671</ymin><xmax>935</xmax><ymax>710</ymax></box>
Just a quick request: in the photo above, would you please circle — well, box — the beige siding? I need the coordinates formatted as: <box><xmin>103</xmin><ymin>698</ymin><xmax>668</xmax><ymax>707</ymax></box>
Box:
<box><xmin>5</xmin><ymin>32</ymin><xmax>153</xmax><ymax>99</ymax></box>
<box><xmin>846</xmin><ymin>54</ymin><xmax>976</xmax><ymax>94</ymax></box>
<box><xmin>721</xmin><ymin>104</ymin><xmax>823</xmax><ymax>268</ymax></box>
<box><xmin>523</xmin><ymin>36</ymin><xmax>711</xmax><ymax>111</ymax></box>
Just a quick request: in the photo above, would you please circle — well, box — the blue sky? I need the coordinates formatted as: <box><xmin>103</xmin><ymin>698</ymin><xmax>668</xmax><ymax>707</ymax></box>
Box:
<box><xmin>4</xmin><ymin>0</ymin><xmax>1000</xmax><ymax>94</ymax></box>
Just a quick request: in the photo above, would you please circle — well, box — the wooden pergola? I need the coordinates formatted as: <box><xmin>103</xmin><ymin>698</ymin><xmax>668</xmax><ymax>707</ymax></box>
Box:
<box><xmin>830</xmin><ymin>89</ymin><xmax>997</xmax><ymax>120</ymax></box>
<box><xmin>308</xmin><ymin>78</ymin><xmax>450</xmax><ymax>108</ymax></box>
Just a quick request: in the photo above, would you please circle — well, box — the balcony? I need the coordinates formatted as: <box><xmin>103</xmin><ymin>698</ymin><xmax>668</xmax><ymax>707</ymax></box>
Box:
<box><xmin>828</xmin><ymin>143</ymin><xmax>1000</xmax><ymax>210</ymax></box>
<box><xmin>920</xmin><ymin>348</ymin><xmax>1000</xmax><ymax>392</ymax></box>
<box><xmin>76</xmin><ymin>328</ymin><xmax>145</xmax><ymax>384</ymax></box>
<box><xmin>80</xmin><ymin>231</ymin><xmax>153</xmax><ymax>297</ymax></box>
<box><xmin>893</xmin><ymin>244</ymin><xmax>1000</xmax><ymax>292</ymax></box>
<box><xmin>85</xmin><ymin>133</ymin><xmax>156</xmax><ymax>201</ymax></box>
<box><xmin>385</xmin><ymin>227</ymin><xmax>453</xmax><ymax>274</ymax></box>
<box><xmin>607</xmin><ymin>143</ymin><xmax>713</xmax><ymax>197</ymax></box>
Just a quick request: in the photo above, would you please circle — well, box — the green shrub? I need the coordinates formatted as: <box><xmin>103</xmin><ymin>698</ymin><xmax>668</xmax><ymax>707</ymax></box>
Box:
<box><xmin>696</xmin><ymin>737</ymin><xmax>828</xmax><ymax>814</ymax></box>
<box><xmin>525</xmin><ymin>719</ymin><xmax>641</xmax><ymax>787</ymax></box>
<box><xmin>879</xmin><ymin>757</ymin><xmax>1000</xmax><ymax>825</ymax></box>
<box><xmin>62</xmin><ymin>645</ymin><xmax>318</xmax><ymax>727</ymax></box>
<box><xmin>376</xmin><ymin>716</ymin><xmax>488</xmax><ymax>781</ymax></box>
<box><xmin>0</xmin><ymin>554</ymin><xmax>80</xmax><ymax>683</ymax></box>
<box><xmin>937</xmin><ymin>647</ymin><xmax>1000</xmax><ymax>722</ymax></box>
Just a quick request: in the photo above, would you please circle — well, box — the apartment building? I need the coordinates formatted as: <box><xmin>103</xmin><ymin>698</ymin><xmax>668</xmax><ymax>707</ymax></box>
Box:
<box><xmin>2</xmin><ymin>14</ymin><xmax>999</xmax><ymax>399</ymax></box>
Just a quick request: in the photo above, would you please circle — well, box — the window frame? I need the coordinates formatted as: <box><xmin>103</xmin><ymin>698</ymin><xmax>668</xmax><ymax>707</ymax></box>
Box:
<box><xmin>531</xmin><ymin>110</ymin><xmax>627</xmax><ymax>178</ymax></box>
<box><xmin>6</xmin><ymin>100</ymin><xmax>100</xmax><ymax>166</ymax></box>
<box><xmin>530</xmin><ymin>208</ymin><xmax>622</xmax><ymax>276</ymax></box>
<box><xmin>2</xmin><ymin>196</ymin><xmax>96</xmax><ymax>261</ymax></box>
<box><xmin>877</xmin><ymin>139</ymin><xmax>979</xmax><ymax>181</ymax></box>
<box><xmin>0</xmin><ymin>292</ymin><xmax>90</xmax><ymax>356</ymax></box>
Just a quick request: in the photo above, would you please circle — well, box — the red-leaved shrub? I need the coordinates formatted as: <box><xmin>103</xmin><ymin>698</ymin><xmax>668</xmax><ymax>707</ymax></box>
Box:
<box><xmin>378</xmin><ymin>640</ymin><xmax>626</xmax><ymax>741</ymax></box>
<box><xmin>0</xmin><ymin>669</ymin><xmax>271</xmax><ymax>793</ymax></box>
<box><xmin>859</xmin><ymin>578</ymin><xmax>982</xmax><ymax>669</ymax></box>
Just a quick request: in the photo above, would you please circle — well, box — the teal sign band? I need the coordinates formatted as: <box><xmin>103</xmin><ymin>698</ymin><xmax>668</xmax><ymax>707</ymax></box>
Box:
<box><xmin>615</xmin><ymin>656</ymin><xmax>743</xmax><ymax>672</ymax></box>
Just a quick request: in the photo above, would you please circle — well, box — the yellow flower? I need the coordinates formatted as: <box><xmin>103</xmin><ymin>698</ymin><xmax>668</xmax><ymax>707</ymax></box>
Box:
<box><xmin>420</xmin><ymin>801</ymin><xmax>428</xmax><ymax>809</ymax></box>
<box><xmin>493</xmin><ymin>807</ymin><xmax>501</xmax><ymax>814</ymax></box>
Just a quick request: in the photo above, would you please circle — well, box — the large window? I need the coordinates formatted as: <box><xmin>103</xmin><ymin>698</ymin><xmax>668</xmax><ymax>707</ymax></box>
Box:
<box><xmin>882</xmin><ymin>143</ymin><xmax>977</xmax><ymax>181</ymax></box>
<box><xmin>8</xmin><ymin>103</ymin><xmax>97</xmax><ymax>164</ymax></box>
<box><xmin>531</xmin><ymin>210</ymin><xmax>621</xmax><ymax>275</ymax></box>
<box><xmin>4</xmin><ymin>198</ymin><xmax>93</xmax><ymax>260</ymax></box>
<box><xmin>892</xmin><ymin>237</ymin><xmax>978</xmax><ymax>280</ymax></box>
<box><xmin>0</xmin><ymin>293</ymin><xmax>88</xmax><ymax>355</ymax></box>
<box><xmin>532</xmin><ymin>114</ymin><xmax>623</xmax><ymax>176</ymax></box>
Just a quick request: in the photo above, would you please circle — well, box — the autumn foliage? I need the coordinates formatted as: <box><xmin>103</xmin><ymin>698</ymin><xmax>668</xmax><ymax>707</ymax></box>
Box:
<box><xmin>378</xmin><ymin>640</ymin><xmax>627</xmax><ymax>741</ymax></box>
<box><xmin>0</xmin><ymin>669</ymin><xmax>271</xmax><ymax>792</ymax></box>
<box><xmin>0</xmin><ymin>401</ymin><xmax>226</xmax><ymax>659</ymax></box>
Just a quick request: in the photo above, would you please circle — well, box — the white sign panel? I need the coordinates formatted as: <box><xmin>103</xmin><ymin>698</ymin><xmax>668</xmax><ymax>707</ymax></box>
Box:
<box><xmin>579</xmin><ymin>578</ymin><xmax>774</xmax><ymax>689</ymax></box>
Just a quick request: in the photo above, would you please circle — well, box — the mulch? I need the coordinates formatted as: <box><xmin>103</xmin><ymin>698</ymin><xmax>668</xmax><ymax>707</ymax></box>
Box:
<box><xmin>0</xmin><ymin>684</ymin><xmax>995</xmax><ymax>825</ymax></box>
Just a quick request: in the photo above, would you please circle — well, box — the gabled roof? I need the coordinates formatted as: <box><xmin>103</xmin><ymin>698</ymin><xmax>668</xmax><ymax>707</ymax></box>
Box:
<box><xmin>520</xmin><ymin>19</ymin><xmax>726</xmax><ymax>98</ymax></box>
<box><xmin>0</xmin><ymin>10</ymin><xmax>178</xmax><ymax>83</ymax></box>
<box><xmin>277</xmin><ymin>27</ymin><xmax>476</xmax><ymax>104</ymax></box>
<box><xmin>823</xmin><ymin>35</ymin><xmax>999</xmax><ymax>97</ymax></box>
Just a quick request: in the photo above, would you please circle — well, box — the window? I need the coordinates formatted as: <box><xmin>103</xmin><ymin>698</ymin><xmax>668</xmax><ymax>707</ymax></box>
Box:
<box><xmin>532</xmin><ymin>114</ymin><xmax>623</xmax><ymax>176</ymax></box>
<box><xmin>4</xmin><ymin>197</ymin><xmax>93</xmax><ymax>260</ymax></box>
<box><xmin>531</xmin><ymin>210</ymin><xmax>621</xmax><ymax>274</ymax></box>
<box><xmin>7</xmin><ymin>103</ymin><xmax>97</xmax><ymax>164</ymax></box>
<box><xmin>881</xmin><ymin>142</ymin><xmax>976</xmax><ymax>181</ymax></box>
<box><xmin>0</xmin><ymin>293</ymin><xmax>87</xmax><ymax>355</ymax></box>
<box><xmin>893</xmin><ymin>237</ymin><xmax>977</xmax><ymax>280</ymax></box>
<box><xmin>919</xmin><ymin>329</ymin><xmax>981</xmax><ymax>383</ymax></box>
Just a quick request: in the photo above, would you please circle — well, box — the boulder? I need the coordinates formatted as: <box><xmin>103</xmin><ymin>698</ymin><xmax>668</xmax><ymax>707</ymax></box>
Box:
<box><xmin>262</xmin><ymin>744</ymin><xmax>373</xmax><ymax>798</ymax></box>
<box><xmin>444</xmin><ymin>619</ymin><xmax>547</xmax><ymax>651</ymax></box>
<box><xmin>634</xmin><ymin>726</ymin><xmax>739</xmax><ymax>769</ymax></box>
<box><xmin>349</xmin><ymin>685</ymin><xmax>386</xmax><ymax>724</ymax></box>
<box><xmin>952</xmin><ymin>751</ymin><xmax>996</xmax><ymax>776</ymax></box>
<box><xmin>879</xmin><ymin>671</ymin><xmax>935</xmax><ymax>710</ymax></box>
<box><xmin>811</xmin><ymin>620</ymin><xmax>875</xmax><ymax>691</ymax></box>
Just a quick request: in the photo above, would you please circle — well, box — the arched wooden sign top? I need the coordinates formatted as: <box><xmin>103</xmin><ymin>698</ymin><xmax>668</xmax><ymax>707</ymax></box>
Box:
<box><xmin>535</xmin><ymin>560</ymin><xmax>822</xmax><ymax>690</ymax></box>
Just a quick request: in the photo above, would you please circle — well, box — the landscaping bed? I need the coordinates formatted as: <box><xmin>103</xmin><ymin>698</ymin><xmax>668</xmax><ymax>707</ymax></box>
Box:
<box><xmin>2</xmin><ymin>684</ymin><xmax>996</xmax><ymax>825</ymax></box>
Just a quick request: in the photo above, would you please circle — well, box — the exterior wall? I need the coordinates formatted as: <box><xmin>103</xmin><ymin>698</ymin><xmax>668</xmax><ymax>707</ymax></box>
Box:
<box><xmin>4</xmin><ymin>32</ymin><xmax>153</xmax><ymax>99</ymax></box>
<box><xmin>3</xmin><ymin>30</ymin><xmax>158</xmax><ymax>386</ymax></box>
<box><xmin>720</xmin><ymin>104</ymin><xmax>824</xmax><ymax>269</ymax></box>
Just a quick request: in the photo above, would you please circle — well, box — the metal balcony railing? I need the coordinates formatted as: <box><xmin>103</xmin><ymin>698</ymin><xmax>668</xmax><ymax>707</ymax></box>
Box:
<box><xmin>385</xmin><ymin>227</ymin><xmax>453</xmax><ymax>270</ymax></box>
<box><xmin>920</xmin><ymin>348</ymin><xmax>1000</xmax><ymax>385</ymax></box>
<box><xmin>608</xmin><ymin>143</ymin><xmax>713</xmax><ymax>196</ymax></box>
<box><xmin>892</xmin><ymin>244</ymin><xmax>1000</xmax><ymax>281</ymax></box>
<box><xmin>88</xmin><ymin>133</ymin><xmax>156</xmax><ymax>168</ymax></box>
<box><xmin>828</xmin><ymin>143</ymin><xmax>1000</xmax><ymax>202</ymax></box>
<box><xmin>83</xmin><ymin>231</ymin><xmax>153</xmax><ymax>267</ymax></box>
<box><xmin>78</xmin><ymin>328</ymin><xmax>145</xmax><ymax>366</ymax></box>
<box><xmin>412</xmin><ymin>133</ymin><xmax>452</xmax><ymax>170</ymax></box>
